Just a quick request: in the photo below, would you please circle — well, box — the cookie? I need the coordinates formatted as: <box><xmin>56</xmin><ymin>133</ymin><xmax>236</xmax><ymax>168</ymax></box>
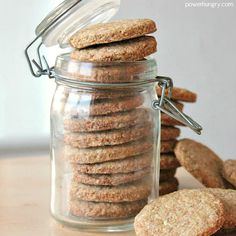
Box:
<box><xmin>73</xmin><ymin>167</ymin><xmax>150</xmax><ymax>186</ymax></box>
<box><xmin>134</xmin><ymin>189</ymin><xmax>225</xmax><ymax>236</ymax></box>
<box><xmin>70</xmin><ymin>19</ymin><xmax>157</xmax><ymax>49</ymax></box>
<box><xmin>157</xmin><ymin>86</ymin><xmax>197</xmax><ymax>103</ymax></box>
<box><xmin>72</xmin><ymin>152</ymin><xmax>152</xmax><ymax>174</ymax></box>
<box><xmin>160</xmin><ymin>140</ymin><xmax>177</xmax><ymax>153</ymax></box>
<box><xmin>65</xmin><ymin>94</ymin><xmax>144</xmax><ymax>116</ymax></box>
<box><xmin>203</xmin><ymin>188</ymin><xmax>236</xmax><ymax>229</ymax></box>
<box><xmin>64</xmin><ymin>108</ymin><xmax>150</xmax><ymax>132</ymax></box>
<box><xmin>160</xmin><ymin>154</ymin><xmax>180</xmax><ymax>169</ymax></box>
<box><xmin>70</xmin><ymin>36</ymin><xmax>157</xmax><ymax>62</ymax></box>
<box><xmin>160</xmin><ymin>169</ymin><xmax>177</xmax><ymax>182</ymax></box>
<box><xmin>64</xmin><ymin>123</ymin><xmax>152</xmax><ymax>148</ymax></box>
<box><xmin>70</xmin><ymin>179</ymin><xmax>151</xmax><ymax>202</ymax></box>
<box><xmin>174</xmin><ymin>139</ymin><xmax>225</xmax><ymax>188</ymax></box>
<box><xmin>161</xmin><ymin>126</ymin><xmax>180</xmax><ymax>141</ymax></box>
<box><xmin>70</xmin><ymin>199</ymin><xmax>147</xmax><ymax>218</ymax></box>
<box><xmin>159</xmin><ymin>177</ymin><xmax>179</xmax><ymax>196</ymax></box>
<box><xmin>65</xmin><ymin>138</ymin><xmax>153</xmax><ymax>164</ymax></box>
<box><xmin>222</xmin><ymin>160</ymin><xmax>236</xmax><ymax>188</ymax></box>
<box><xmin>161</xmin><ymin>113</ymin><xmax>186</xmax><ymax>126</ymax></box>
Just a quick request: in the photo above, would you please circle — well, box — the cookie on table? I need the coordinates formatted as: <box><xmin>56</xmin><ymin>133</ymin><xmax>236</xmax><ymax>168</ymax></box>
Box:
<box><xmin>160</xmin><ymin>140</ymin><xmax>177</xmax><ymax>153</ymax></box>
<box><xmin>72</xmin><ymin>152</ymin><xmax>152</xmax><ymax>174</ymax></box>
<box><xmin>70</xmin><ymin>179</ymin><xmax>151</xmax><ymax>203</ymax></box>
<box><xmin>70</xmin><ymin>36</ymin><xmax>157</xmax><ymax>62</ymax></box>
<box><xmin>160</xmin><ymin>168</ymin><xmax>177</xmax><ymax>182</ymax></box>
<box><xmin>70</xmin><ymin>199</ymin><xmax>147</xmax><ymax>218</ymax></box>
<box><xmin>73</xmin><ymin>167</ymin><xmax>150</xmax><ymax>186</ymax></box>
<box><xmin>161</xmin><ymin>126</ymin><xmax>180</xmax><ymax>141</ymax></box>
<box><xmin>64</xmin><ymin>108</ymin><xmax>150</xmax><ymax>132</ymax></box>
<box><xmin>157</xmin><ymin>86</ymin><xmax>197</xmax><ymax>103</ymax></box>
<box><xmin>159</xmin><ymin>177</ymin><xmax>179</xmax><ymax>196</ymax></box>
<box><xmin>160</xmin><ymin>154</ymin><xmax>180</xmax><ymax>169</ymax></box>
<box><xmin>203</xmin><ymin>188</ymin><xmax>236</xmax><ymax>230</ymax></box>
<box><xmin>222</xmin><ymin>160</ymin><xmax>236</xmax><ymax>188</ymax></box>
<box><xmin>65</xmin><ymin>138</ymin><xmax>153</xmax><ymax>164</ymax></box>
<box><xmin>64</xmin><ymin>123</ymin><xmax>152</xmax><ymax>148</ymax></box>
<box><xmin>70</xmin><ymin>19</ymin><xmax>157</xmax><ymax>49</ymax></box>
<box><xmin>134</xmin><ymin>189</ymin><xmax>225</xmax><ymax>236</ymax></box>
<box><xmin>174</xmin><ymin>139</ymin><xmax>225</xmax><ymax>188</ymax></box>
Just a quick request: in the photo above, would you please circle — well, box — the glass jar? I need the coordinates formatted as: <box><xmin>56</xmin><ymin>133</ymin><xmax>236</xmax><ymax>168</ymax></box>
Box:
<box><xmin>50</xmin><ymin>54</ymin><xmax>160</xmax><ymax>231</ymax></box>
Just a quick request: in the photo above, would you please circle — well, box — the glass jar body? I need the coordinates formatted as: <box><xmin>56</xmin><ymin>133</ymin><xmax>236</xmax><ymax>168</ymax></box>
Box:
<box><xmin>50</xmin><ymin>58</ymin><xmax>160</xmax><ymax>232</ymax></box>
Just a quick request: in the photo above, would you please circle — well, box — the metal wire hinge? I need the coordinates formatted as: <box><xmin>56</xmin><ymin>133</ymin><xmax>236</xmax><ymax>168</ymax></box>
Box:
<box><xmin>152</xmin><ymin>76</ymin><xmax>203</xmax><ymax>135</ymax></box>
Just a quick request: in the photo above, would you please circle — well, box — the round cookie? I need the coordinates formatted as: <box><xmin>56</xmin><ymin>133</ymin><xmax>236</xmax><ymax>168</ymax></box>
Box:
<box><xmin>160</xmin><ymin>154</ymin><xmax>180</xmax><ymax>169</ymax></box>
<box><xmin>160</xmin><ymin>140</ymin><xmax>177</xmax><ymax>153</ymax></box>
<box><xmin>161</xmin><ymin>113</ymin><xmax>186</xmax><ymax>126</ymax></box>
<box><xmin>70</xmin><ymin>199</ymin><xmax>147</xmax><ymax>218</ymax></box>
<box><xmin>159</xmin><ymin>177</ymin><xmax>179</xmax><ymax>196</ymax></box>
<box><xmin>72</xmin><ymin>152</ymin><xmax>152</xmax><ymax>174</ymax></box>
<box><xmin>73</xmin><ymin>167</ymin><xmax>150</xmax><ymax>186</ymax></box>
<box><xmin>64</xmin><ymin>108</ymin><xmax>149</xmax><ymax>132</ymax></box>
<box><xmin>65</xmin><ymin>138</ymin><xmax>153</xmax><ymax>164</ymax></box>
<box><xmin>222</xmin><ymin>160</ymin><xmax>236</xmax><ymax>188</ymax></box>
<box><xmin>203</xmin><ymin>188</ymin><xmax>236</xmax><ymax>229</ymax></box>
<box><xmin>70</xmin><ymin>36</ymin><xmax>157</xmax><ymax>62</ymax></box>
<box><xmin>65</xmin><ymin>94</ymin><xmax>144</xmax><ymax>116</ymax></box>
<box><xmin>160</xmin><ymin>169</ymin><xmax>177</xmax><ymax>182</ymax></box>
<box><xmin>64</xmin><ymin>123</ymin><xmax>152</xmax><ymax>148</ymax></box>
<box><xmin>70</xmin><ymin>19</ymin><xmax>157</xmax><ymax>49</ymax></box>
<box><xmin>134</xmin><ymin>189</ymin><xmax>225</xmax><ymax>236</ymax></box>
<box><xmin>157</xmin><ymin>86</ymin><xmax>197</xmax><ymax>103</ymax></box>
<box><xmin>174</xmin><ymin>139</ymin><xmax>225</xmax><ymax>188</ymax></box>
<box><xmin>70</xmin><ymin>179</ymin><xmax>151</xmax><ymax>203</ymax></box>
<box><xmin>161</xmin><ymin>126</ymin><xmax>180</xmax><ymax>141</ymax></box>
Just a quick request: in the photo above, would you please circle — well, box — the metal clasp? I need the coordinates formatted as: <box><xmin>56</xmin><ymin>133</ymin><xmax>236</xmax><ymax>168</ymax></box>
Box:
<box><xmin>152</xmin><ymin>76</ymin><xmax>202</xmax><ymax>135</ymax></box>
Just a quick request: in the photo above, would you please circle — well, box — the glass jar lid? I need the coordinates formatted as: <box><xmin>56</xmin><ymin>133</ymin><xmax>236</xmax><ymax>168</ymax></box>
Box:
<box><xmin>36</xmin><ymin>0</ymin><xmax>121</xmax><ymax>48</ymax></box>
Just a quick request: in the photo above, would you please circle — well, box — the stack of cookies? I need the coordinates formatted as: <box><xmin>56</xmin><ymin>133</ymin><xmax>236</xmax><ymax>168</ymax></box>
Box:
<box><xmin>157</xmin><ymin>87</ymin><xmax>197</xmax><ymax>195</ymax></box>
<box><xmin>62</xmin><ymin>19</ymin><xmax>159</xmax><ymax>219</ymax></box>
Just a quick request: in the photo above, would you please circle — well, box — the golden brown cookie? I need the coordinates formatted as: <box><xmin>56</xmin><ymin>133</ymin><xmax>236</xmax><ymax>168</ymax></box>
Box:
<box><xmin>65</xmin><ymin>138</ymin><xmax>153</xmax><ymax>164</ymax></box>
<box><xmin>64</xmin><ymin>123</ymin><xmax>152</xmax><ymax>148</ymax></box>
<box><xmin>134</xmin><ymin>189</ymin><xmax>225</xmax><ymax>236</ymax></box>
<box><xmin>70</xmin><ymin>199</ymin><xmax>147</xmax><ymax>218</ymax></box>
<box><xmin>157</xmin><ymin>86</ymin><xmax>197</xmax><ymax>103</ymax></box>
<box><xmin>174</xmin><ymin>139</ymin><xmax>225</xmax><ymax>188</ymax></box>
<box><xmin>161</xmin><ymin>113</ymin><xmax>186</xmax><ymax>126</ymax></box>
<box><xmin>160</xmin><ymin>154</ymin><xmax>180</xmax><ymax>169</ymax></box>
<box><xmin>70</xmin><ymin>36</ymin><xmax>157</xmax><ymax>62</ymax></box>
<box><xmin>64</xmin><ymin>108</ymin><xmax>149</xmax><ymax>132</ymax></box>
<box><xmin>70</xmin><ymin>19</ymin><xmax>157</xmax><ymax>49</ymax></box>
<box><xmin>70</xmin><ymin>179</ymin><xmax>151</xmax><ymax>203</ymax></box>
<box><xmin>222</xmin><ymin>160</ymin><xmax>236</xmax><ymax>188</ymax></box>
<box><xmin>160</xmin><ymin>169</ymin><xmax>177</xmax><ymax>182</ymax></box>
<box><xmin>203</xmin><ymin>188</ymin><xmax>236</xmax><ymax>230</ymax></box>
<box><xmin>72</xmin><ymin>152</ymin><xmax>152</xmax><ymax>174</ymax></box>
<box><xmin>161</xmin><ymin>126</ymin><xmax>180</xmax><ymax>141</ymax></box>
<box><xmin>73</xmin><ymin>167</ymin><xmax>150</xmax><ymax>186</ymax></box>
<box><xmin>159</xmin><ymin>177</ymin><xmax>179</xmax><ymax>196</ymax></box>
<box><xmin>160</xmin><ymin>140</ymin><xmax>177</xmax><ymax>153</ymax></box>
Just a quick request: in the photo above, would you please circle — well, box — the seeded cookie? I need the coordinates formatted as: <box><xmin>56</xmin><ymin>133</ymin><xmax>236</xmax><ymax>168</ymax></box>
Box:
<box><xmin>174</xmin><ymin>139</ymin><xmax>225</xmax><ymax>188</ymax></box>
<box><xmin>159</xmin><ymin>177</ymin><xmax>179</xmax><ymax>196</ymax></box>
<box><xmin>64</xmin><ymin>108</ymin><xmax>150</xmax><ymax>132</ymax></box>
<box><xmin>203</xmin><ymin>188</ymin><xmax>236</xmax><ymax>229</ymax></box>
<box><xmin>222</xmin><ymin>160</ymin><xmax>236</xmax><ymax>188</ymax></box>
<box><xmin>65</xmin><ymin>94</ymin><xmax>144</xmax><ymax>116</ymax></box>
<box><xmin>157</xmin><ymin>86</ymin><xmax>197</xmax><ymax>103</ymax></box>
<box><xmin>160</xmin><ymin>140</ymin><xmax>177</xmax><ymax>153</ymax></box>
<box><xmin>64</xmin><ymin>123</ymin><xmax>152</xmax><ymax>148</ymax></box>
<box><xmin>72</xmin><ymin>152</ymin><xmax>152</xmax><ymax>174</ymax></box>
<box><xmin>70</xmin><ymin>19</ymin><xmax>157</xmax><ymax>49</ymax></box>
<box><xmin>73</xmin><ymin>167</ymin><xmax>150</xmax><ymax>186</ymax></box>
<box><xmin>161</xmin><ymin>126</ymin><xmax>180</xmax><ymax>141</ymax></box>
<box><xmin>70</xmin><ymin>199</ymin><xmax>147</xmax><ymax>218</ymax></box>
<box><xmin>70</xmin><ymin>36</ymin><xmax>157</xmax><ymax>62</ymax></box>
<box><xmin>70</xmin><ymin>179</ymin><xmax>151</xmax><ymax>202</ymax></box>
<box><xmin>160</xmin><ymin>169</ymin><xmax>177</xmax><ymax>182</ymax></box>
<box><xmin>160</xmin><ymin>154</ymin><xmax>180</xmax><ymax>169</ymax></box>
<box><xmin>134</xmin><ymin>189</ymin><xmax>225</xmax><ymax>236</ymax></box>
<box><xmin>65</xmin><ymin>138</ymin><xmax>153</xmax><ymax>164</ymax></box>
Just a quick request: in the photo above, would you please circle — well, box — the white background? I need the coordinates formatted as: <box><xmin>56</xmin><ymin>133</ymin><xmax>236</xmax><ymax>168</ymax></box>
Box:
<box><xmin>0</xmin><ymin>0</ymin><xmax>236</xmax><ymax>158</ymax></box>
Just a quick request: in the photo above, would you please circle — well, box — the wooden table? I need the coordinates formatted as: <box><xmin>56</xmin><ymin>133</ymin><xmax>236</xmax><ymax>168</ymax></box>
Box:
<box><xmin>0</xmin><ymin>155</ymin><xmax>221</xmax><ymax>236</ymax></box>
